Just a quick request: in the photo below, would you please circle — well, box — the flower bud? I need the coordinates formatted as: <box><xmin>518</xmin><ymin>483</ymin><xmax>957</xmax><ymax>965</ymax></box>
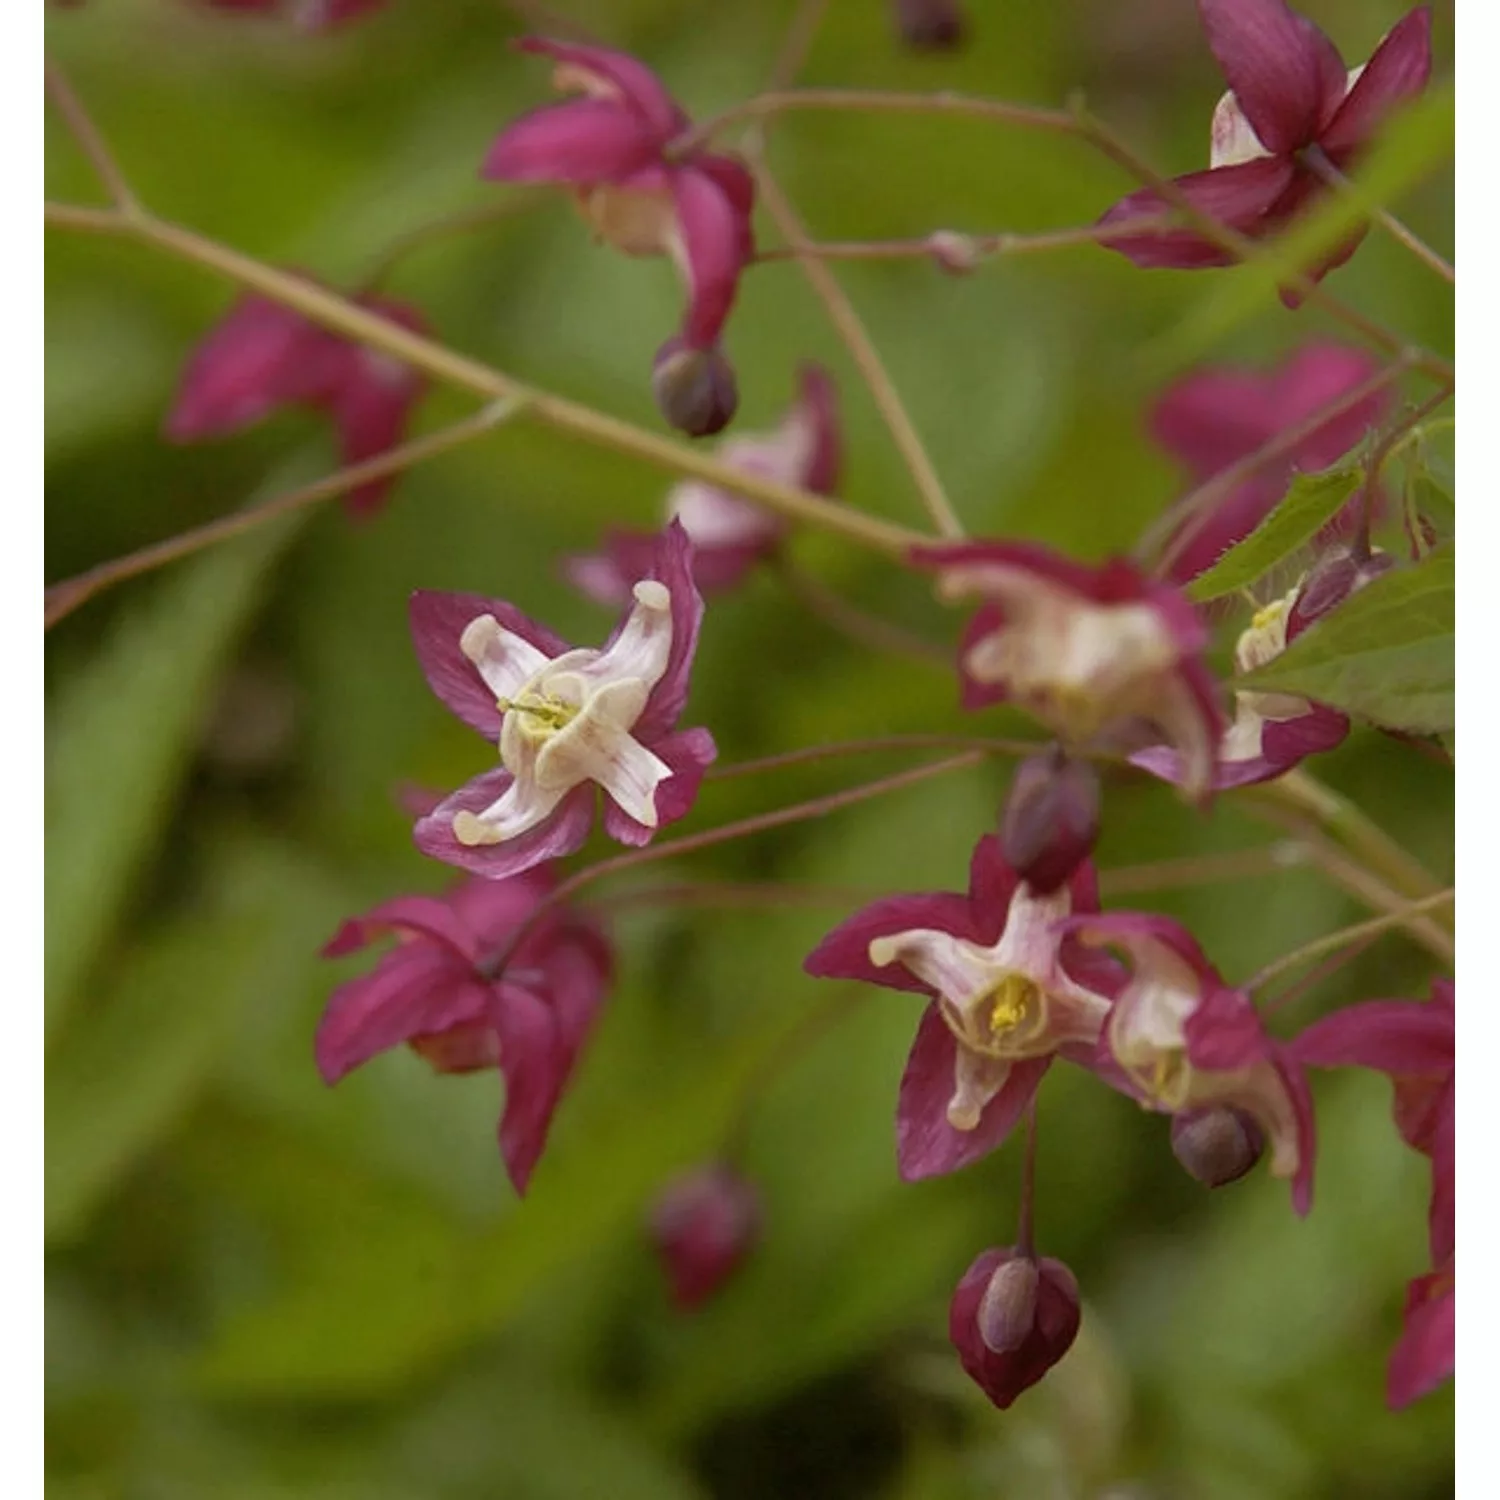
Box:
<box><xmin>891</xmin><ymin>0</ymin><xmax>967</xmax><ymax>50</ymax></box>
<box><xmin>1287</xmin><ymin>544</ymin><xmax>1394</xmax><ymax>641</ymax></box>
<box><xmin>652</xmin><ymin>339</ymin><xmax>738</xmax><ymax>438</ymax></box>
<box><xmin>1170</xmin><ymin>1105</ymin><xmax>1265</xmax><ymax>1188</ymax></box>
<box><xmin>950</xmin><ymin>1246</ymin><xmax>1081</xmax><ymax>1410</ymax></box>
<box><xmin>1000</xmin><ymin>749</ymin><xmax>1101</xmax><ymax>895</ymax></box>
<box><xmin>648</xmin><ymin>1165</ymin><xmax>760</xmax><ymax>1310</ymax></box>
<box><xmin>927</xmin><ymin>231</ymin><xmax>982</xmax><ymax>275</ymax></box>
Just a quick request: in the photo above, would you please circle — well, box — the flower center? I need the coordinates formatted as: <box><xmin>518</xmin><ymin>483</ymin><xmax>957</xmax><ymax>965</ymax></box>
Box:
<box><xmin>499</xmin><ymin>689</ymin><xmax>580</xmax><ymax>742</ymax></box>
<box><xmin>1145</xmin><ymin>1047</ymin><xmax>1191</xmax><ymax>1108</ymax></box>
<box><xmin>943</xmin><ymin>972</ymin><xmax>1048</xmax><ymax>1059</ymax></box>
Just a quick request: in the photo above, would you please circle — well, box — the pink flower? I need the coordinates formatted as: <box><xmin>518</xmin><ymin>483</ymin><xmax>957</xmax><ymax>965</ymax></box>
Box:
<box><xmin>1388</xmin><ymin>1263</ymin><xmax>1454</xmax><ymax>1409</ymax></box>
<box><xmin>410</xmin><ymin>520</ymin><xmax>716</xmax><ymax>881</ymax></box>
<box><xmin>165</xmin><ymin>288</ymin><xmax>429</xmax><ymax>518</ymax></box>
<box><xmin>316</xmin><ymin>868</ymin><xmax>613</xmax><ymax>1194</ymax></box>
<box><xmin>197</xmin><ymin>1</ymin><xmax>386</xmax><ymax>33</ymax></box>
<box><xmin>566</xmin><ymin>363</ymin><xmax>841</xmax><ymax>606</ymax></box>
<box><xmin>950</xmin><ymin>1246</ymin><xmax>1082</xmax><ymax>1410</ymax></box>
<box><xmin>647</xmin><ymin>1165</ymin><xmax>761</xmax><ymax>1310</ymax></box>
<box><xmin>1151</xmin><ymin>344</ymin><xmax>1394</xmax><ymax>584</ymax></box>
<box><xmin>1064</xmin><ymin>912</ymin><xmax>1317</xmax><ymax>1213</ymax></box>
<box><xmin>482</xmin><ymin>37</ymin><xmax>756</xmax><ymax>427</ymax></box>
<box><xmin>1098</xmin><ymin>2</ymin><xmax>1432</xmax><ymax>289</ymax></box>
<box><xmin>804</xmin><ymin>836</ymin><xmax>1121</xmax><ymax>1182</ymax></box>
<box><xmin>914</xmin><ymin>541</ymin><xmax>1224</xmax><ymax>802</ymax></box>
<box><xmin>1132</xmin><ymin>545</ymin><xmax>1394</xmax><ymax>791</ymax></box>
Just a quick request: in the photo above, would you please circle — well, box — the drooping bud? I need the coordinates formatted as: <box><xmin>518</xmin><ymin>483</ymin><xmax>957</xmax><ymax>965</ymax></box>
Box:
<box><xmin>1170</xmin><ymin>1105</ymin><xmax>1265</xmax><ymax>1189</ymax></box>
<box><xmin>1000</xmin><ymin>748</ymin><xmax>1101</xmax><ymax>895</ymax></box>
<box><xmin>1286</xmin><ymin>544</ymin><xmax>1395</xmax><ymax>640</ymax></box>
<box><xmin>648</xmin><ymin>1165</ymin><xmax>761</xmax><ymax>1310</ymax></box>
<box><xmin>652</xmin><ymin>339</ymin><xmax>739</xmax><ymax>438</ymax></box>
<box><xmin>891</xmin><ymin>0</ymin><xmax>968</xmax><ymax>50</ymax></box>
<box><xmin>950</xmin><ymin>1246</ymin><xmax>1081</xmax><ymax>1410</ymax></box>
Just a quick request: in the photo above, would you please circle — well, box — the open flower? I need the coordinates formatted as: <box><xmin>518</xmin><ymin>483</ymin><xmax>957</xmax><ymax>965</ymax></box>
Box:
<box><xmin>1134</xmin><ymin>546</ymin><xmax>1393</xmax><ymax>791</ymax></box>
<box><xmin>915</xmin><ymin>541</ymin><xmax>1224</xmax><ymax>801</ymax></box>
<box><xmin>566</xmin><ymin>364</ymin><xmax>841</xmax><ymax>606</ymax></box>
<box><xmin>648</xmin><ymin>1164</ymin><xmax>762</xmax><ymax>1310</ymax></box>
<box><xmin>165</xmin><ymin>287</ymin><xmax>429</xmax><ymax>517</ymax></box>
<box><xmin>482</xmin><ymin>37</ymin><xmax>755</xmax><ymax>427</ymax></box>
<box><xmin>804</xmin><ymin>836</ymin><xmax>1119</xmax><ymax>1181</ymax></box>
<box><xmin>1064</xmin><ymin>912</ymin><xmax>1317</xmax><ymax>1213</ymax></box>
<box><xmin>950</xmin><ymin>1246</ymin><xmax>1082</xmax><ymax>1410</ymax></box>
<box><xmin>1151</xmin><ymin>344</ymin><xmax>1393</xmax><ymax>584</ymax></box>
<box><xmin>411</xmin><ymin>521</ymin><xmax>715</xmax><ymax>880</ymax></box>
<box><xmin>316</xmin><ymin>868</ymin><xmax>613</xmax><ymax>1194</ymax></box>
<box><xmin>1098</xmin><ymin>1</ymin><xmax>1432</xmax><ymax>289</ymax></box>
<box><xmin>1290</xmin><ymin>977</ymin><xmax>1453</xmax><ymax>1406</ymax></box>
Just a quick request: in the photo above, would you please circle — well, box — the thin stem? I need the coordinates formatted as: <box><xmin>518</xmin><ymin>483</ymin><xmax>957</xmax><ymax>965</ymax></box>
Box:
<box><xmin>45</xmin><ymin>202</ymin><xmax>929</xmax><ymax>559</ymax></box>
<box><xmin>43</xmin><ymin>399</ymin><xmax>525</xmax><ymax>628</ymax></box>
<box><xmin>705</xmin><ymin>736</ymin><xmax>1041</xmax><ymax>782</ymax></box>
<box><xmin>750</xmin><ymin>162</ymin><xmax>965</xmax><ymax>538</ymax></box>
<box><xmin>751</xmin><ymin>214</ymin><xmax>1178</xmax><ymax>266</ymax></box>
<box><xmin>1245</xmin><ymin>889</ymin><xmax>1454</xmax><ymax>993</ymax></box>
<box><xmin>1354</xmin><ymin>384</ymin><xmax>1455</xmax><ymax>545</ymax></box>
<box><xmin>776</xmin><ymin>557</ymin><xmax>952</xmax><ymax>666</ymax></box>
<box><xmin>674</xmin><ymin>87</ymin><xmax>1077</xmax><ymax>157</ymax></box>
<box><xmin>764</xmin><ymin>0</ymin><xmax>831</xmax><ymax>93</ymax></box>
<box><xmin>1259</xmin><ymin>930</ymin><xmax>1383</xmax><ymax>1017</ymax></box>
<box><xmin>1096</xmin><ymin>842</ymin><xmax>1308</xmax><ymax>898</ymax></box>
<box><xmin>1069</xmin><ymin>102</ymin><xmax>1454</xmax><ymax>386</ymax></box>
<box><xmin>1302</xmin><ymin>146</ymin><xmax>1454</xmax><ymax>284</ymax></box>
<box><xmin>45</xmin><ymin>61</ymin><xmax>142</xmax><ymax>217</ymax></box>
<box><xmin>1141</xmin><ymin>358</ymin><xmax>1414</xmax><ymax>574</ymax></box>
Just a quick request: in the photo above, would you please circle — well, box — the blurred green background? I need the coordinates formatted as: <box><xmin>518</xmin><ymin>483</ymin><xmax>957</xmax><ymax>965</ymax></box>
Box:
<box><xmin>45</xmin><ymin>1</ymin><xmax>1454</xmax><ymax>1496</ymax></box>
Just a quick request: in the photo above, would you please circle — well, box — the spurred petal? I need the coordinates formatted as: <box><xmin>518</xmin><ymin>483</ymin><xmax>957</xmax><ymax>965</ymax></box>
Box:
<box><xmin>896</xmin><ymin>1007</ymin><xmax>1050</xmax><ymax>1180</ymax></box>
<box><xmin>513</xmin><ymin>36</ymin><xmax>687</xmax><ymax>139</ymax></box>
<box><xmin>409</xmin><ymin>590</ymin><xmax>569</xmax><ymax>741</ymax></box>
<box><xmin>804</xmin><ymin>891</ymin><xmax>978</xmax><ymax>993</ymax></box>
<box><xmin>1063</xmin><ymin>911</ymin><xmax>1225</xmax><ymax>995</ymax></box>
<box><xmin>598</xmin><ymin>724</ymin><xmax>716</xmax><ymax>845</ymax></box>
<box><xmin>670</xmin><ymin>164</ymin><xmax>754</xmax><ymax>351</ymax></box>
<box><xmin>1289</xmin><ymin>998</ymin><xmax>1454</xmax><ymax>1074</ymax></box>
<box><xmin>1197</xmin><ymin>0</ymin><xmax>1335</xmax><ymax>153</ymax></box>
<box><xmin>1320</xmin><ymin>9</ymin><xmax>1433</xmax><ymax>155</ymax></box>
<box><xmin>481</xmin><ymin>98</ymin><xmax>665</xmax><ymax>184</ymax></box>
<box><xmin>623</xmin><ymin>520</ymin><xmax>705</xmax><ymax>740</ymax></box>
<box><xmin>414</xmin><ymin>770</ymin><xmax>595</xmax><ymax>879</ymax></box>
<box><xmin>1097</xmin><ymin>158</ymin><xmax>1298</xmax><ymax>268</ymax></box>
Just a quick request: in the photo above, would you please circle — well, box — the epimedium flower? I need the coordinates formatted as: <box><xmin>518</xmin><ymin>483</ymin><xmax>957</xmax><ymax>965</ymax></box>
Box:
<box><xmin>315</xmin><ymin>867</ymin><xmax>613</xmax><ymax>1195</ymax></box>
<box><xmin>1151</xmin><ymin>343</ymin><xmax>1393</xmax><ymax>585</ymax></box>
<box><xmin>1289</xmin><ymin>978</ymin><xmax>1453</xmax><ymax>1407</ymax></box>
<box><xmin>950</xmin><ymin>1246</ymin><xmax>1082</xmax><ymax>1410</ymax></box>
<box><xmin>1063</xmin><ymin>912</ymin><xmax>1317</xmax><ymax>1212</ymax></box>
<box><xmin>647</xmin><ymin>1164</ymin><xmax>762</xmax><ymax>1310</ymax></box>
<box><xmin>410</xmin><ymin>520</ymin><xmax>716</xmax><ymax>881</ymax></box>
<box><xmin>565</xmin><ymin>362</ymin><xmax>841</xmax><ymax>606</ymax></box>
<box><xmin>481</xmin><ymin>36</ymin><xmax>756</xmax><ymax>435</ymax></box>
<box><xmin>1134</xmin><ymin>542</ymin><xmax>1395</xmax><ymax>790</ymax></box>
<box><xmin>914</xmin><ymin>541</ymin><xmax>1224</xmax><ymax>802</ymax></box>
<box><xmin>165</xmin><ymin>287</ymin><xmax>429</xmax><ymax>518</ymax></box>
<box><xmin>1098</xmin><ymin>1</ymin><xmax>1432</xmax><ymax>289</ymax></box>
<box><xmin>804</xmin><ymin>835</ymin><xmax>1121</xmax><ymax>1182</ymax></box>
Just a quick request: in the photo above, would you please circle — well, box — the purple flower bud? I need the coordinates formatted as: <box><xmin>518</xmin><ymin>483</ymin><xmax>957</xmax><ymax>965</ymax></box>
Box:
<box><xmin>652</xmin><ymin>339</ymin><xmax>739</xmax><ymax>438</ymax></box>
<box><xmin>1287</xmin><ymin>543</ymin><xmax>1395</xmax><ymax>641</ymax></box>
<box><xmin>1000</xmin><ymin>749</ymin><xmax>1101</xmax><ymax>895</ymax></box>
<box><xmin>950</xmin><ymin>1246</ymin><xmax>1081</xmax><ymax>1410</ymax></box>
<box><xmin>891</xmin><ymin>0</ymin><xmax>968</xmax><ymax>50</ymax></box>
<box><xmin>1170</xmin><ymin>1104</ymin><xmax>1266</xmax><ymax>1188</ymax></box>
<box><xmin>648</xmin><ymin>1165</ymin><xmax>760</xmax><ymax>1310</ymax></box>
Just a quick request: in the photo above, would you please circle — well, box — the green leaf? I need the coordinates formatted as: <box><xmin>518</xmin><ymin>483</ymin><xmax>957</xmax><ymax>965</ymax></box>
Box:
<box><xmin>1186</xmin><ymin>465</ymin><xmax>1363</xmax><ymax>602</ymax></box>
<box><xmin>1239</xmin><ymin>545</ymin><xmax>1453</xmax><ymax>733</ymax></box>
<box><xmin>45</xmin><ymin>477</ymin><xmax>311</xmax><ymax>1039</ymax></box>
<box><xmin>45</xmin><ymin>831</ymin><xmax>329</xmax><ymax>1244</ymax></box>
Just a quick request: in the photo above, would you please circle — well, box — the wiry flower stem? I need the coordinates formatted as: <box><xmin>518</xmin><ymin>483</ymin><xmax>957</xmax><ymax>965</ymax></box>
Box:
<box><xmin>704</xmin><ymin>735</ymin><xmax>1042</xmax><ymax>781</ymax></box>
<box><xmin>45</xmin><ymin>60</ymin><xmax>142</xmax><ymax>217</ymax></box>
<box><xmin>44</xmin><ymin>399</ymin><xmax>527</xmax><ymax>628</ymax></box>
<box><xmin>776</xmin><ymin>558</ymin><xmax>952</xmax><ymax>666</ymax></box>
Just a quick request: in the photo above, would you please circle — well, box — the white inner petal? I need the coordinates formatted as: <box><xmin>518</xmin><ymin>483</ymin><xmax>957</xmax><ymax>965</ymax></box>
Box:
<box><xmin>460</xmin><ymin>615</ymin><xmax>552</xmax><ymax>704</ymax></box>
<box><xmin>1209</xmin><ymin>90</ymin><xmax>1272</xmax><ymax>169</ymax></box>
<box><xmin>946</xmin><ymin>1049</ymin><xmax>1013</xmax><ymax>1132</ymax></box>
<box><xmin>454</xmin><ymin>774</ymin><xmax>568</xmax><ymax>846</ymax></box>
<box><xmin>868</xmin><ymin>928</ymin><xmax>1001</xmax><ymax>1007</ymax></box>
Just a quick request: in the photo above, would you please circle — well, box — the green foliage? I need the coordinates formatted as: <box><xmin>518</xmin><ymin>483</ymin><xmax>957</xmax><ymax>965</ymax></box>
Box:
<box><xmin>1186</xmin><ymin>464</ymin><xmax>1363</xmax><ymax>602</ymax></box>
<box><xmin>1241</xmin><ymin>545</ymin><xmax>1455</xmax><ymax>733</ymax></box>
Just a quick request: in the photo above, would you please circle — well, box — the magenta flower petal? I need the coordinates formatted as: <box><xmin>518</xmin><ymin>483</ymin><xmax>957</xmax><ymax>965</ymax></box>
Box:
<box><xmin>1152</xmin><ymin>370</ymin><xmax>1284</xmax><ymax>479</ymax></box>
<box><xmin>408</xmin><ymin>589</ymin><xmax>570</xmax><ymax>740</ymax></box>
<box><xmin>803</xmin><ymin>891</ymin><xmax>983</xmax><ymax>993</ymax></box>
<box><xmin>1183</xmin><ymin>986</ymin><xmax>1270</xmax><ymax>1072</ymax></box>
<box><xmin>491</xmin><ymin>982</ymin><xmax>568</xmax><ymax>1195</ymax></box>
<box><xmin>1290</xmin><ymin>998</ymin><xmax>1454</xmax><ymax>1074</ymax></box>
<box><xmin>670</xmin><ymin>164</ymin><xmax>754</xmax><ymax>351</ymax></box>
<box><xmin>1387</xmin><ymin>1269</ymin><xmax>1454</xmax><ymax>1408</ymax></box>
<box><xmin>316</xmin><ymin>948</ymin><xmax>487</xmax><ymax>1084</ymax></box>
<box><xmin>627</xmin><ymin>520</ymin><xmax>706</xmax><ymax>740</ymax></box>
<box><xmin>648</xmin><ymin>1165</ymin><xmax>761</xmax><ymax>1309</ymax></box>
<box><xmin>1097</xmin><ymin>157</ymin><xmax>1298</xmax><ymax>268</ymax></box>
<box><xmin>414</xmin><ymin>771</ymin><xmax>596</xmax><ymax>878</ymax></box>
<box><xmin>513</xmin><ymin>36</ymin><xmax>687</xmax><ymax>140</ymax></box>
<box><xmin>1197</xmin><ymin>0</ymin><xmax>1336</xmax><ymax>153</ymax></box>
<box><xmin>1320</xmin><ymin>8</ymin><xmax>1433</xmax><ymax>155</ymax></box>
<box><xmin>896</xmin><ymin>1007</ymin><xmax>1051</xmax><ymax>1180</ymax></box>
<box><xmin>322</xmin><ymin>894</ymin><xmax>480</xmax><ymax>962</ymax></box>
<box><xmin>481</xmin><ymin>98</ymin><xmax>666</xmax><ymax>184</ymax></box>
<box><xmin>1428</xmin><ymin>1082</ymin><xmax>1453</xmax><ymax>1262</ymax></box>
<box><xmin>331</xmin><ymin>362</ymin><xmax>424</xmax><ymax>519</ymax></box>
<box><xmin>1063</xmin><ymin>911</ymin><xmax>1223</xmax><ymax>992</ymax></box>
